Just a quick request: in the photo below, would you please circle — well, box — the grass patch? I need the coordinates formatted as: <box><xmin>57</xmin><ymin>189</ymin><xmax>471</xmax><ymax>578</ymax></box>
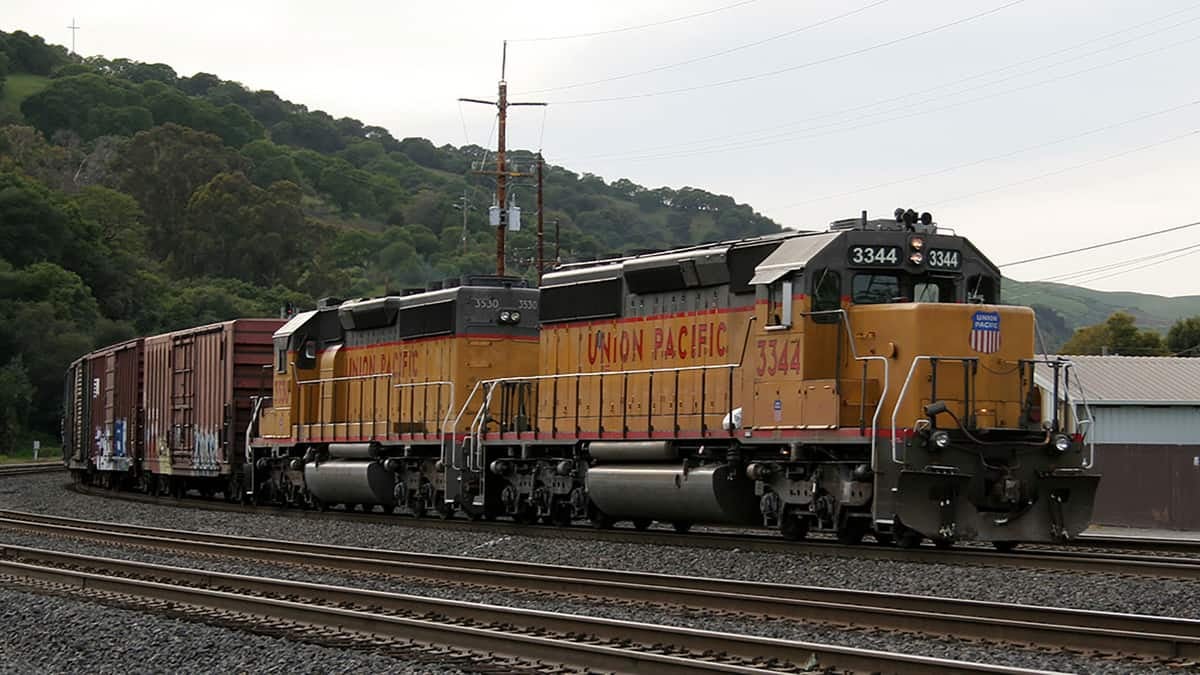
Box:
<box><xmin>0</xmin><ymin>445</ymin><xmax>62</xmax><ymax>464</ymax></box>
<box><xmin>0</xmin><ymin>72</ymin><xmax>51</xmax><ymax>118</ymax></box>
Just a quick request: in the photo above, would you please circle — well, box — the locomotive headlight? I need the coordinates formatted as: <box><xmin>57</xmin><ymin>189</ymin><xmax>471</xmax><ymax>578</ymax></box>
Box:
<box><xmin>1052</xmin><ymin>433</ymin><xmax>1072</xmax><ymax>453</ymax></box>
<box><xmin>909</xmin><ymin>251</ymin><xmax>924</xmax><ymax>265</ymax></box>
<box><xmin>931</xmin><ymin>430</ymin><xmax>950</xmax><ymax>449</ymax></box>
<box><xmin>499</xmin><ymin>311</ymin><xmax>512</xmax><ymax>323</ymax></box>
<box><xmin>510</xmin><ymin>310</ymin><xmax>521</xmax><ymax>323</ymax></box>
<box><xmin>909</xmin><ymin>236</ymin><xmax>925</xmax><ymax>250</ymax></box>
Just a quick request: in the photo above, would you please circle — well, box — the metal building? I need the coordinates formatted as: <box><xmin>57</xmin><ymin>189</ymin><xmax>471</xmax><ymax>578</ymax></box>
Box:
<box><xmin>1039</xmin><ymin>355</ymin><xmax>1200</xmax><ymax>530</ymax></box>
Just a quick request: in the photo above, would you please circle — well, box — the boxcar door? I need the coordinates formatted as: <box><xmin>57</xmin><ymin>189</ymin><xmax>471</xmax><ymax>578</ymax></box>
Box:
<box><xmin>170</xmin><ymin>334</ymin><xmax>196</xmax><ymax>473</ymax></box>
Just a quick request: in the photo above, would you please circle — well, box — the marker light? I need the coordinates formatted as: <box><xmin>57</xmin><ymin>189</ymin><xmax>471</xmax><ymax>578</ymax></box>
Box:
<box><xmin>909</xmin><ymin>252</ymin><xmax>924</xmax><ymax>265</ymax></box>
<box><xmin>931</xmin><ymin>430</ymin><xmax>951</xmax><ymax>449</ymax></box>
<box><xmin>1052</xmin><ymin>434</ymin><xmax>1071</xmax><ymax>453</ymax></box>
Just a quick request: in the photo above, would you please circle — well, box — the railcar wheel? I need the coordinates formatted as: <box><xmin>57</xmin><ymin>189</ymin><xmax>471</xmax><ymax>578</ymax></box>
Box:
<box><xmin>671</xmin><ymin>521</ymin><xmax>692</xmax><ymax>534</ymax></box>
<box><xmin>992</xmin><ymin>540</ymin><xmax>1019</xmax><ymax>553</ymax></box>
<box><xmin>836</xmin><ymin>525</ymin><xmax>866</xmax><ymax>545</ymax></box>
<box><xmin>780</xmin><ymin>512</ymin><xmax>809</xmax><ymax>541</ymax></box>
<box><xmin>632</xmin><ymin>518</ymin><xmax>652</xmax><ymax>531</ymax></box>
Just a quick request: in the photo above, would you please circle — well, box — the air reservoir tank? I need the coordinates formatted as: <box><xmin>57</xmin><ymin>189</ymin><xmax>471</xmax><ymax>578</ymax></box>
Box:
<box><xmin>585</xmin><ymin>464</ymin><xmax>760</xmax><ymax>525</ymax></box>
<box><xmin>304</xmin><ymin>460</ymin><xmax>396</xmax><ymax>507</ymax></box>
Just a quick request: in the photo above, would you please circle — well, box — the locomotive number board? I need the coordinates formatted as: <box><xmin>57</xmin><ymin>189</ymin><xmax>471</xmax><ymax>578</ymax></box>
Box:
<box><xmin>847</xmin><ymin>245</ymin><xmax>901</xmax><ymax>266</ymax></box>
<box><xmin>926</xmin><ymin>248</ymin><xmax>962</xmax><ymax>270</ymax></box>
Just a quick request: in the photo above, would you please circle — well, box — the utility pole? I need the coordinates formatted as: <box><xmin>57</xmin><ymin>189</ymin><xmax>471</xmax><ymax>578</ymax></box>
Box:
<box><xmin>453</xmin><ymin>187</ymin><xmax>472</xmax><ymax>255</ymax></box>
<box><xmin>66</xmin><ymin>18</ymin><xmax>80</xmax><ymax>56</ymax></box>
<box><xmin>554</xmin><ymin>218</ymin><xmax>560</xmax><ymax>264</ymax></box>
<box><xmin>535</xmin><ymin>153</ymin><xmax>544</xmax><ymax>282</ymax></box>
<box><xmin>459</xmin><ymin>41</ymin><xmax>545</xmax><ymax>276</ymax></box>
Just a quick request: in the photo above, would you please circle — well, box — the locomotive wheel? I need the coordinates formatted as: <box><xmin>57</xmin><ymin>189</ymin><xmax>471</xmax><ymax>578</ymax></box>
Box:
<box><xmin>631</xmin><ymin>518</ymin><xmax>652</xmax><ymax>531</ymax></box>
<box><xmin>780</xmin><ymin>512</ymin><xmax>809</xmax><ymax>541</ymax></box>
<box><xmin>992</xmin><ymin>540</ymin><xmax>1019</xmax><ymax>553</ymax></box>
<box><xmin>836</xmin><ymin>523</ymin><xmax>866</xmax><ymax>545</ymax></box>
<box><xmin>933</xmin><ymin>538</ymin><xmax>955</xmax><ymax>550</ymax></box>
<box><xmin>591</xmin><ymin>512</ymin><xmax>615</xmax><ymax>529</ymax></box>
<box><xmin>514</xmin><ymin>502</ymin><xmax>538</xmax><ymax>525</ymax></box>
<box><xmin>896</xmin><ymin>530</ymin><xmax>924</xmax><ymax>549</ymax></box>
<box><xmin>671</xmin><ymin>521</ymin><xmax>692</xmax><ymax>534</ymax></box>
<box><xmin>549</xmin><ymin>502</ymin><xmax>573</xmax><ymax>527</ymax></box>
<box><xmin>412</xmin><ymin>502</ymin><xmax>428</xmax><ymax>518</ymax></box>
<box><xmin>874</xmin><ymin>532</ymin><xmax>894</xmax><ymax>546</ymax></box>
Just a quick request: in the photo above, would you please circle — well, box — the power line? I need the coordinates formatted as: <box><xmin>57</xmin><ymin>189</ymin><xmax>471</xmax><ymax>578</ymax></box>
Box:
<box><xmin>548</xmin><ymin>0</ymin><xmax>1028</xmax><ymax>105</ymax></box>
<box><xmin>558</xmin><ymin>19</ymin><xmax>1200</xmax><ymax>164</ymax></box>
<box><xmin>1000</xmin><ymin>219</ymin><xmax>1200</xmax><ymax>268</ymax></box>
<box><xmin>1065</xmin><ymin>246</ymin><xmax>1200</xmax><ymax>285</ymax></box>
<box><xmin>508</xmin><ymin>1</ymin><xmax>757</xmax><ymax>43</ymax></box>
<box><xmin>932</xmin><ymin>128</ymin><xmax>1200</xmax><ymax>209</ymax></box>
<box><xmin>556</xmin><ymin>3</ymin><xmax>1200</xmax><ymax>163</ymax></box>
<box><xmin>1041</xmin><ymin>241</ymin><xmax>1200</xmax><ymax>283</ymax></box>
<box><xmin>776</xmin><ymin>96</ymin><xmax>1200</xmax><ymax>208</ymax></box>
<box><xmin>516</xmin><ymin>0</ymin><xmax>891</xmax><ymax>95</ymax></box>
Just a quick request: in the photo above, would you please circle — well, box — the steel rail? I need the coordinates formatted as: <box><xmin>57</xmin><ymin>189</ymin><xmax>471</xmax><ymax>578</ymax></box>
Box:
<box><xmin>0</xmin><ymin>545</ymin><xmax>1051</xmax><ymax>675</ymax></box>
<box><xmin>0</xmin><ymin>463</ymin><xmax>65</xmax><ymax>477</ymax></box>
<box><xmin>56</xmin><ymin>486</ymin><xmax>1200</xmax><ymax>579</ymax></box>
<box><xmin>1</xmin><ymin>511</ymin><xmax>1197</xmax><ymax>660</ymax></box>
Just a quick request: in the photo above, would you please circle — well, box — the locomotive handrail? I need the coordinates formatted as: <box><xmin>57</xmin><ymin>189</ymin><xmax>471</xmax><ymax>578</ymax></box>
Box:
<box><xmin>393</xmin><ymin>380</ymin><xmax>455</xmax><ymax>457</ymax></box>
<box><xmin>450</xmin><ymin>361</ymin><xmax>745</xmax><ymax>472</ymax></box>
<box><xmin>890</xmin><ymin>355</ymin><xmax>941</xmax><ymax>465</ymax></box>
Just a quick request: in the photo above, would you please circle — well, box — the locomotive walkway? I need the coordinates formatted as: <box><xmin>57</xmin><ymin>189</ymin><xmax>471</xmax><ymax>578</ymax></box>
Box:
<box><xmin>1</xmin><ymin>509</ymin><xmax>1197</xmax><ymax>667</ymax></box>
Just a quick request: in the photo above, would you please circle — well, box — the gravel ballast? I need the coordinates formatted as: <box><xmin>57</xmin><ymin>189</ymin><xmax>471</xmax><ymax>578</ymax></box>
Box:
<box><xmin>0</xmin><ymin>474</ymin><xmax>1195</xmax><ymax>673</ymax></box>
<box><xmin>0</xmin><ymin>585</ymin><xmax>474</xmax><ymax>674</ymax></box>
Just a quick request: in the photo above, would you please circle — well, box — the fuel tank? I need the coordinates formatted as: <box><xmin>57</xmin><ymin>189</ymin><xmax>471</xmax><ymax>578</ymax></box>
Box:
<box><xmin>586</xmin><ymin>464</ymin><xmax>760</xmax><ymax>525</ymax></box>
<box><xmin>303</xmin><ymin>460</ymin><xmax>396</xmax><ymax>506</ymax></box>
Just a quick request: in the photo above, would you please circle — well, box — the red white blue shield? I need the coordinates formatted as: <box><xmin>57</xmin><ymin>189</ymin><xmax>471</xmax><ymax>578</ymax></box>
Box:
<box><xmin>970</xmin><ymin>311</ymin><xmax>1001</xmax><ymax>353</ymax></box>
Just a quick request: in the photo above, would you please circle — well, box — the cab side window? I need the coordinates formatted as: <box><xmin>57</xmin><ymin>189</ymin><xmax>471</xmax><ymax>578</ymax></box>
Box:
<box><xmin>967</xmin><ymin>275</ymin><xmax>998</xmax><ymax>304</ymax></box>
<box><xmin>812</xmin><ymin>269</ymin><xmax>841</xmax><ymax>323</ymax></box>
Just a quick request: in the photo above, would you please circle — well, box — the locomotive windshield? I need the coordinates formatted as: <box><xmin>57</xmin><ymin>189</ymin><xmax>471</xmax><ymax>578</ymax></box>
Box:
<box><xmin>851</xmin><ymin>272</ymin><xmax>957</xmax><ymax>304</ymax></box>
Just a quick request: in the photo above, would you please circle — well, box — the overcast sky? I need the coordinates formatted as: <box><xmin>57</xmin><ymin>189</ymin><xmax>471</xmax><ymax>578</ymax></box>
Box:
<box><xmin>7</xmin><ymin>1</ymin><xmax>1199</xmax><ymax>297</ymax></box>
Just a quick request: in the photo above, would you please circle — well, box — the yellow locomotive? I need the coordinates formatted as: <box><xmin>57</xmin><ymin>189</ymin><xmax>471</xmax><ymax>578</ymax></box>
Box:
<box><xmin>465</xmin><ymin>209</ymin><xmax>1097</xmax><ymax>547</ymax></box>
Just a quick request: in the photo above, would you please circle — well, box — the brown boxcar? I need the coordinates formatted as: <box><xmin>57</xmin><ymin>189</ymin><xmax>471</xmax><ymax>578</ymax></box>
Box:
<box><xmin>143</xmin><ymin>319</ymin><xmax>281</xmax><ymax>494</ymax></box>
<box><xmin>65</xmin><ymin>339</ymin><xmax>144</xmax><ymax>476</ymax></box>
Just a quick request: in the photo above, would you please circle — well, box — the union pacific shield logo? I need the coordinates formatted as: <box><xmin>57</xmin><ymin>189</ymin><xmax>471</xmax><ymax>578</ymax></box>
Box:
<box><xmin>970</xmin><ymin>311</ymin><xmax>1001</xmax><ymax>353</ymax></box>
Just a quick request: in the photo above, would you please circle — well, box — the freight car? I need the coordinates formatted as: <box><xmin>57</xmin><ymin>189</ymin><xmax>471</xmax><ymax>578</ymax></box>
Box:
<box><xmin>65</xmin><ymin>210</ymin><xmax>1099</xmax><ymax>548</ymax></box>
<box><xmin>65</xmin><ymin>319</ymin><xmax>282</xmax><ymax>497</ymax></box>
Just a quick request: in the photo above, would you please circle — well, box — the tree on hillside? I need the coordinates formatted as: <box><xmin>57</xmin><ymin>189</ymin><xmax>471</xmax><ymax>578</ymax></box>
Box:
<box><xmin>1059</xmin><ymin>311</ymin><xmax>1167</xmax><ymax>356</ymax></box>
<box><xmin>1167</xmin><ymin>317</ymin><xmax>1200</xmax><ymax>356</ymax></box>
<box><xmin>114</xmin><ymin>123</ymin><xmax>246</xmax><ymax>255</ymax></box>
<box><xmin>0</xmin><ymin>357</ymin><xmax>34</xmax><ymax>453</ymax></box>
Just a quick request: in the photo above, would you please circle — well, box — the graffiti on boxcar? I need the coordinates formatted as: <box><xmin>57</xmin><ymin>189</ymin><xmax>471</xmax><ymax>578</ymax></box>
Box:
<box><xmin>194</xmin><ymin>429</ymin><xmax>219</xmax><ymax>472</ymax></box>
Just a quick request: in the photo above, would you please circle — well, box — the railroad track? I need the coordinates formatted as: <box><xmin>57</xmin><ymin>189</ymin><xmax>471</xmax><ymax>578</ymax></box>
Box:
<box><xmin>0</xmin><ymin>541</ymin><xmax>1058</xmax><ymax>675</ymax></box>
<box><xmin>1</xmin><ymin>509</ymin><xmax>1197</xmax><ymax>667</ymax></box>
<box><xmin>62</xmin><ymin>484</ymin><xmax>1200</xmax><ymax>579</ymax></box>
<box><xmin>0</xmin><ymin>462</ymin><xmax>64</xmax><ymax>477</ymax></box>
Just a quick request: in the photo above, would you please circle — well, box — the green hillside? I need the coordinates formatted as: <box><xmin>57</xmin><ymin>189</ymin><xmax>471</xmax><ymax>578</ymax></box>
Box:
<box><xmin>0</xmin><ymin>28</ymin><xmax>781</xmax><ymax>449</ymax></box>
<box><xmin>1005</xmin><ymin>279</ymin><xmax>1200</xmax><ymax>350</ymax></box>
<box><xmin>0</xmin><ymin>73</ymin><xmax>49</xmax><ymax>117</ymax></box>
